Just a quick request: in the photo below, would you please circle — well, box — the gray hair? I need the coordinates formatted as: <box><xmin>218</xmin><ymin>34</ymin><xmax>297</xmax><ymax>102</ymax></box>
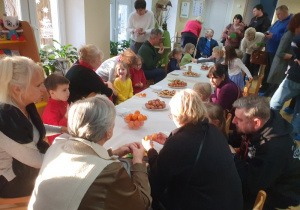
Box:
<box><xmin>245</xmin><ymin>27</ymin><xmax>256</xmax><ymax>40</ymax></box>
<box><xmin>68</xmin><ymin>95</ymin><xmax>116</xmax><ymax>143</ymax></box>
<box><xmin>276</xmin><ymin>5</ymin><xmax>288</xmax><ymax>12</ymax></box>
<box><xmin>233</xmin><ymin>96</ymin><xmax>270</xmax><ymax>123</ymax></box>
<box><xmin>150</xmin><ymin>28</ymin><xmax>163</xmax><ymax>39</ymax></box>
<box><xmin>207</xmin><ymin>29</ymin><xmax>214</xmax><ymax>35</ymax></box>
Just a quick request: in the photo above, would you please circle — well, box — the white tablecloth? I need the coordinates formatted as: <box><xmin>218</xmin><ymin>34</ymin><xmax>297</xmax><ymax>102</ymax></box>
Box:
<box><xmin>103</xmin><ymin>62</ymin><xmax>212</xmax><ymax>151</ymax></box>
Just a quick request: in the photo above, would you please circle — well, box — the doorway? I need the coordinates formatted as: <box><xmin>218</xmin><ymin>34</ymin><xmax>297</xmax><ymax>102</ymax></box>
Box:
<box><xmin>110</xmin><ymin>0</ymin><xmax>133</xmax><ymax>42</ymax></box>
<box><xmin>202</xmin><ymin>0</ymin><xmax>234</xmax><ymax>43</ymax></box>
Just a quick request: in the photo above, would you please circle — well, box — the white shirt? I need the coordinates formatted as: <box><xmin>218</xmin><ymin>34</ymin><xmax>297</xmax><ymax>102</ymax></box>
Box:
<box><xmin>227</xmin><ymin>58</ymin><xmax>252</xmax><ymax>78</ymax></box>
<box><xmin>127</xmin><ymin>10</ymin><xmax>155</xmax><ymax>43</ymax></box>
<box><xmin>240</xmin><ymin>32</ymin><xmax>266</xmax><ymax>54</ymax></box>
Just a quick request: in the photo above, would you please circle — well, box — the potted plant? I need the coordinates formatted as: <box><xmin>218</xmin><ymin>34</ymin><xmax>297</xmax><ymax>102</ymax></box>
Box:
<box><xmin>110</xmin><ymin>40</ymin><xmax>131</xmax><ymax>57</ymax></box>
<box><xmin>39</xmin><ymin>40</ymin><xmax>78</xmax><ymax>76</ymax></box>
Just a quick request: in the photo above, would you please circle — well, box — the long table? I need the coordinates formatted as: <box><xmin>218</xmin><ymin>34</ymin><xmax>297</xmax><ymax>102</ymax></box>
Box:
<box><xmin>103</xmin><ymin>62</ymin><xmax>212</xmax><ymax>151</ymax></box>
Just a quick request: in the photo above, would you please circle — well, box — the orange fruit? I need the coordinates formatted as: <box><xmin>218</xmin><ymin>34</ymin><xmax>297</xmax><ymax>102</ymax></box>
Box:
<box><xmin>138</xmin><ymin>115</ymin><xmax>144</xmax><ymax>121</ymax></box>
<box><xmin>139</xmin><ymin>121</ymin><xmax>144</xmax><ymax>126</ymax></box>
<box><xmin>152</xmin><ymin>133</ymin><xmax>158</xmax><ymax>140</ymax></box>
<box><xmin>128</xmin><ymin>121</ymin><xmax>134</xmax><ymax>128</ymax></box>
<box><xmin>134</xmin><ymin>121</ymin><xmax>140</xmax><ymax>126</ymax></box>
<box><xmin>132</xmin><ymin>114</ymin><xmax>138</xmax><ymax>121</ymax></box>
<box><xmin>128</xmin><ymin>113</ymin><xmax>133</xmax><ymax>120</ymax></box>
<box><xmin>142</xmin><ymin>93</ymin><xmax>146</xmax><ymax>97</ymax></box>
<box><xmin>134</xmin><ymin>110</ymin><xmax>140</xmax><ymax>115</ymax></box>
<box><xmin>133</xmin><ymin>125</ymin><xmax>139</xmax><ymax>130</ymax></box>
<box><xmin>144</xmin><ymin>135</ymin><xmax>151</xmax><ymax>141</ymax></box>
<box><xmin>143</xmin><ymin>115</ymin><xmax>147</xmax><ymax>120</ymax></box>
<box><xmin>124</xmin><ymin>116</ymin><xmax>131</xmax><ymax>121</ymax></box>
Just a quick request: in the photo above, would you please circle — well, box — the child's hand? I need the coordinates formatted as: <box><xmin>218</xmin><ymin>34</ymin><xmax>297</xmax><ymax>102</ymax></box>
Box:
<box><xmin>192</xmin><ymin>59</ymin><xmax>197</xmax><ymax>63</ymax></box>
<box><xmin>139</xmin><ymin>82</ymin><xmax>143</xmax><ymax>88</ymax></box>
<box><xmin>180</xmin><ymin>66</ymin><xmax>186</xmax><ymax>70</ymax></box>
<box><xmin>248</xmin><ymin>77</ymin><xmax>253</xmax><ymax>81</ymax></box>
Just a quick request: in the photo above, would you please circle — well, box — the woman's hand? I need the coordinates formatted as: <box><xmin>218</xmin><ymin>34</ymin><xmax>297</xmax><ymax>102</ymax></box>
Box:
<box><xmin>129</xmin><ymin>142</ymin><xmax>146</xmax><ymax>164</ymax></box>
<box><xmin>61</xmin><ymin>126</ymin><xmax>68</xmax><ymax>134</ymax></box>
<box><xmin>112</xmin><ymin>144</ymin><xmax>131</xmax><ymax>157</ymax></box>
<box><xmin>154</xmin><ymin>132</ymin><xmax>168</xmax><ymax>145</ymax></box>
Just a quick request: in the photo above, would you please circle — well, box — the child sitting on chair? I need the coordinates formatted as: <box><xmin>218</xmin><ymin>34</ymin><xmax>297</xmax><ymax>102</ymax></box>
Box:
<box><xmin>196</xmin><ymin>46</ymin><xmax>225</xmax><ymax>64</ymax></box>
<box><xmin>181</xmin><ymin>43</ymin><xmax>197</xmax><ymax>66</ymax></box>
<box><xmin>167</xmin><ymin>48</ymin><xmax>186</xmax><ymax>73</ymax></box>
<box><xmin>130</xmin><ymin>55</ymin><xmax>146</xmax><ymax>95</ymax></box>
<box><xmin>204</xmin><ymin>102</ymin><xmax>227</xmax><ymax>138</ymax></box>
<box><xmin>114</xmin><ymin>62</ymin><xmax>133</xmax><ymax>104</ymax></box>
<box><xmin>42</xmin><ymin>74</ymin><xmax>70</xmax><ymax>145</ymax></box>
<box><xmin>193</xmin><ymin>82</ymin><xmax>212</xmax><ymax>102</ymax></box>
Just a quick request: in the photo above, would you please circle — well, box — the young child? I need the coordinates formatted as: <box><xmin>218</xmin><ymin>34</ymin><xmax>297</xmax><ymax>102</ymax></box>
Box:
<box><xmin>204</xmin><ymin>102</ymin><xmax>227</xmax><ymax>138</ymax></box>
<box><xmin>167</xmin><ymin>48</ymin><xmax>186</xmax><ymax>73</ymax></box>
<box><xmin>224</xmin><ymin>45</ymin><xmax>252</xmax><ymax>90</ymax></box>
<box><xmin>114</xmin><ymin>62</ymin><xmax>133</xmax><ymax>104</ymax></box>
<box><xmin>193</xmin><ymin>82</ymin><xmax>212</xmax><ymax>102</ymax></box>
<box><xmin>42</xmin><ymin>74</ymin><xmax>70</xmax><ymax>145</ymax></box>
<box><xmin>130</xmin><ymin>55</ymin><xmax>146</xmax><ymax>94</ymax></box>
<box><xmin>181</xmin><ymin>43</ymin><xmax>197</xmax><ymax>66</ymax></box>
<box><xmin>195</xmin><ymin>46</ymin><xmax>225</xmax><ymax>64</ymax></box>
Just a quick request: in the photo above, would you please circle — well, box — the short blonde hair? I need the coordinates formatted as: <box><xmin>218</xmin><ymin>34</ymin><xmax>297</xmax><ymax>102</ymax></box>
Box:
<box><xmin>78</xmin><ymin>44</ymin><xmax>103</xmax><ymax>66</ymax></box>
<box><xmin>68</xmin><ymin>95</ymin><xmax>116</xmax><ymax>143</ymax></box>
<box><xmin>196</xmin><ymin>16</ymin><xmax>204</xmax><ymax>24</ymax></box>
<box><xmin>183</xmin><ymin>43</ymin><xmax>195</xmax><ymax>54</ymax></box>
<box><xmin>193</xmin><ymin>82</ymin><xmax>212</xmax><ymax>102</ymax></box>
<box><xmin>169</xmin><ymin>89</ymin><xmax>207</xmax><ymax>126</ymax></box>
<box><xmin>0</xmin><ymin>56</ymin><xmax>43</xmax><ymax>106</ymax></box>
<box><xmin>212</xmin><ymin>46</ymin><xmax>224</xmax><ymax>57</ymax></box>
<box><xmin>245</xmin><ymin>27</ymin><xmax>256</xmax><ymax>40</ymax></box>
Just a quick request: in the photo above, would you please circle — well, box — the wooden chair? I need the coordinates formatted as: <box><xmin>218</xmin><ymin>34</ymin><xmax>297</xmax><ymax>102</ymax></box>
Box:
<box><xmin>253</xmin><ymin>73</ymin><xmax>264</xmax><ymax>96</ymax></box>
<box><xmin>0</xmin><ymin>196</ymin><xmax>30</xmax><ymax>210</ymax></box>
<box><xmin>225</xmin><ymin>112</ymin><xmax>233</xmax><ymax>135</ymax></box>
<box><xmin>253</xmin><ymin>190</ymin><xmax>267</xmax><ymax>210</ymax></box>
<box><xmin>243</xmin><ymin>79</ymin><xmax>252</xmax><ymax>97</ymax></box>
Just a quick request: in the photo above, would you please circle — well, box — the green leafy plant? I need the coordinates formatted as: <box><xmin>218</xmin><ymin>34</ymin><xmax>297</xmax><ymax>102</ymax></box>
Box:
<box><xmin>39</xmin><ymin>40</ymin><xmax>78</xmax><ymax>76</ymax></box>
<box><xmin>110</xmin><ymin>40</ymin><xmax>131</xmax><ymax>56</ymax></box>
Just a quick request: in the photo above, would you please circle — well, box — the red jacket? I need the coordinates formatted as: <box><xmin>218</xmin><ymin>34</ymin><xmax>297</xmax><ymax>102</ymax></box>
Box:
<box><xmin>42</xmin><ymin>98</ymin><xmax>68</xmax><ymax>145</ymax></box>
<box><xmin>130</xmin><ymin>68</ymin><xmax>146</xmax><ymax>94</ymax></box>
<box><xmin>181</xmin><ymin>20</ymin><xmax>202</xmax><ymax>37</ymax></box>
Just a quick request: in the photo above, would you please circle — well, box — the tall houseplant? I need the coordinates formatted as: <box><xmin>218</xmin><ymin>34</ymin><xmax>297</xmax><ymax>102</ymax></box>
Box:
<box><xmin>40</xmin><ymin>40</ymin><xmax>78</xmax><ymax>76</ymax></box>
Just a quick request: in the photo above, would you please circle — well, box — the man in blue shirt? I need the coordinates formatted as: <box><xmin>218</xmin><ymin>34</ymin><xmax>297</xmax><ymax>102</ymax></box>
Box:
<box><xmin>195</xmin><ymin>29</ymin><xmax>218</xmax><ymax>58</ymax></box>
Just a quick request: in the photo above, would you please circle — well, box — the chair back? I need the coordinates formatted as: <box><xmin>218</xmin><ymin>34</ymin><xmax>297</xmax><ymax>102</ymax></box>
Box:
<box><xmin>225</xmin><ymin>112</ymin><xmax>232</xmax><ymax>134</ymax></box>
<box><xmin>253</xmin><ymin>190</ymin><xmax>267</xmax><ymax>210</ymax></box>
<box><xmin>0</xmin><ymin>196</ymin><xmax>30</xmax><ymax>210</ymax></box>
<box><xmin>243</xmin><ymin>79</ymin><xmax>252</xmax><ymax>97</ymax></box>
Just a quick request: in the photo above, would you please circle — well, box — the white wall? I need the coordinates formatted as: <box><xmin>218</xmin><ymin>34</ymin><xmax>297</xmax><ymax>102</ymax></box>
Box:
<box><xmin>64</xmin><ymin>0</ymin><xmax>85</xmax><ymax>50</ymax></box>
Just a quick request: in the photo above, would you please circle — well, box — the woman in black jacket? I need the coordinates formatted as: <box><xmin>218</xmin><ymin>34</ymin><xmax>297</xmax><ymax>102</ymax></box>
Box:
<box><xmin>143</xmin><ymin>89</ymin><xmax>243</xmax><ymax>210</ymax></box>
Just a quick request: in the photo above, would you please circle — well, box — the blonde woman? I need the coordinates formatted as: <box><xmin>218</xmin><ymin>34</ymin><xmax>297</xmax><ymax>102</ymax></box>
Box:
<box><xmin>143</xmin><ymin>89</ymin><xmax>242</xmax><ymax>210</ymax></box>
<box><xmin>0</xmin><ymin>56</ymin><xmax>65</xmax><ymax>198</ymax></box>
<box><xmin>66</xmin><ymin>44</ymin><xmax>117</xmax><ymax>103</ymax></box>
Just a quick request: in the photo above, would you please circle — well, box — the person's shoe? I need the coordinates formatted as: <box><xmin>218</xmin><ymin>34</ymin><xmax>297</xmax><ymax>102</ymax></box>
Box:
<box><xmin>295</xmin><ymin>134</ymin><xmax>300</xmax><ymax>141</ymax></box>
<box><xmin>283</xmin><ymin>107</ymin><xmax>294</xmax><ymax>115</ymax></box>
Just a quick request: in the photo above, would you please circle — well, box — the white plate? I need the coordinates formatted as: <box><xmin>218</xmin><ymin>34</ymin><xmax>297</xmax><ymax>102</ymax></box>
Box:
<box><xmin>170</xmin><ymin>72</ymin><xmax>179</xmax><ymax>76</ymax></box>
<box><xmin>116</xmin><ymin>107</ymin><xmax>131</xmax><ymax>117</ymax></box>
<box><xmin>142</xmin><ymin>104</ymin><xmax>169</xmax><ymax>111</ymax></box>
<box><xmin>183</xmin><ymin>74</ymin><xmax>201</xmax><ymax>77</ymax></box>
<box><xmin>169</xmin><ymin>86</ymin><xmax>187</xmax><ymax>89</ymax></box>
<box><xmin>150</xmin><ymin>85</ymin><xmax>162</xmax><ymax>93</ymax></box>
<box><xmin>158</xmin><ymin>94</ymin><xmax>174</xmax><ymax>98</ymax></box>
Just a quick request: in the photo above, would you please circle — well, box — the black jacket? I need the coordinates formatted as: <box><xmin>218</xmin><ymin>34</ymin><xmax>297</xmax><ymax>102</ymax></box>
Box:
<box><xmin>234</xmin><ymin>110</ymin><xmax>300</xmax><ymax>209</ymax></box>
<box><xmin>148</xmin><ymin>120</ymin><xmax>243</xmax><ymax>210</ymax></box>
<box><xmin>66</xmin><ymin>63</ymin><xmax>113</xmax><ymax>103</ymax></box>
<box><xmin>248</xmin><ymin>13</ymin><xmax>271</xmax><ymax>33</ymax></box>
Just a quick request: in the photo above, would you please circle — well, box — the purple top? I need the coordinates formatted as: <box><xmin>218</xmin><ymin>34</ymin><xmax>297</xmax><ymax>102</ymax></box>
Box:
<box><xmin>210</xmin><ymin>77</ymin><xmax>242</xmax><ymax>112</ymax></box>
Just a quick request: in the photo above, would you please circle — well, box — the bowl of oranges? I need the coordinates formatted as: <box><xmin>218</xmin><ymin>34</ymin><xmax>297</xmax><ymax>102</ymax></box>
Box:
<box><xmin>124</xmin><ymin>110</ymin><xmax>148</xmax><ymax>130</ymax></box>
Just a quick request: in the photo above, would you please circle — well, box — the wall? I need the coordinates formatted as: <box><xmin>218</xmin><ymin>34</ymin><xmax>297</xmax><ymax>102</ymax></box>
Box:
<box><xmin>64</xmin><ymin>0</ymin><xmax>110</xmax><ymax>60</ymax></box>
<box><xmin>0</xmin><ymin>0</ymin><xmax>5</xmax><ymax>19</ymax></box>
<box><xmin>261</xmin><ymin>0</ymin><xmax>277</xmax><ymax>22</ymax></box>
<box><xmin>231</xmin><ymin>0</ymin><xmax>247</xmax><ymax>21</ymax></box>
<box><xmin>84</xmin><ymin>0</ymin><xmax>110</xmax><ymax>60</ymax></box>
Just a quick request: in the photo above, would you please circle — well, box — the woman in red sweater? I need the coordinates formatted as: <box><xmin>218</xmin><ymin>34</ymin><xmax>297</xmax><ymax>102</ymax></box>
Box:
<box><xmin>181</xmin><ymin>16</ymin><xmax>204</xmax><ymax>49</ymax></box>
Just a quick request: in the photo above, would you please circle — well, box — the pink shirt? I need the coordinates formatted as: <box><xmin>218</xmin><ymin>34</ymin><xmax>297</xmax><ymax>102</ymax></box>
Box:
<box><xmin>181</xmin><ymin>20</ymin><xmax>202</xmax><ymax>37</ymax></box>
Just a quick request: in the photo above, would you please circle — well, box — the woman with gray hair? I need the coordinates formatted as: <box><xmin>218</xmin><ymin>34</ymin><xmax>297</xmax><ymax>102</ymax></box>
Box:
<box><xmin>29</xmin><ymin>95</ymin><xmax>151</xmax><ymax>210</ymax></box>
<box><xmin>143</xmin><ymin>89</ymin><xmax>243</xmax><ymax>210</ymax></box>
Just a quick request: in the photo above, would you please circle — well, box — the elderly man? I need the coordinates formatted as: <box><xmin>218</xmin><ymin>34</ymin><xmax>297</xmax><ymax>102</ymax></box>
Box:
<box><xmin>248</xmin><ymin>4</ymin><xmax>271</xmax><ymax>33</ymax></box>
<box><xmin>195</xmin><ymin>29</ymin><xmax>218</xmax><ymax>58</ymax></box>
<box><xmin>261</xmin><ymin>5</ymin><xmax>293</xmax><ymax>96</ymax></box>
<box><xmin>229</xmin><ymin>96</ymin><xmax>300</xmax><ymax>209</ymax></box>
<box><xmin>127</xmin><ymin>0</ymin><xmax>155</xmax><ymax>54</ymax></box>
<box><xmin>138</xmin><ymin>28</ymin><xmax>166</xmax><ymax>83</ymax></box>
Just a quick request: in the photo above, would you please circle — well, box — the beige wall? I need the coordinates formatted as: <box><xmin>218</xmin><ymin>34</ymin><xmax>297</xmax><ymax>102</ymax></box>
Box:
<box><xmin>0</xmin><ymin>0</ymin><xmax>5</xmax><ymax>19</ymax></box>
<box><xmin>231</xmin><ymin>0</ymin><xmax>247</xmax><ymax>21</ymax></box>
<box><xmin>84</xmin><ymin>0</ymin><xmax>110</xmax><ymax>60</ymax></box>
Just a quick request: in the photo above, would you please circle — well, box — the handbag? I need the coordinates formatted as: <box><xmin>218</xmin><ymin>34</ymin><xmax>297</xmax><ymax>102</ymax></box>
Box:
<box><xmin>250</xmin><ymin>50</ymin><xmax>267</xmax><ymax>65</ymax></box>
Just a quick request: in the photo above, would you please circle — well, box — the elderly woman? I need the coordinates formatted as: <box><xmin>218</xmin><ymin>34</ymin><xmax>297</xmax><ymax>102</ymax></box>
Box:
<box><xmin>207</xmin><ymin>63</ymin><xmax>242</xmax><ymax>114</ymax></box>
<box><xmin>0</xmin><ymin>56</ymin><xmax>65</xmax><ymax>198</ymax></box>
<box><xmin>66</xmin><ymin>44</ymin><xmax>117</xmax><ymax>103</ymax></box>
<box><xmin>222</xmin><ymin>14</ymin><xmax>245</xmax><ymax>48</ymax></box>
<box><xmin>143</xmin><ymin>89</ymin><xmax>243</xmax><ymax>210</ymax></box>
<box><xmin>29</xmin><ymin>95</ymin><xmax>151</xmax><ymax>209</ymax></box>
<box><xmin>240</xmin><ymin>27</ymin><xmax>266</xmax><ymax>76</ymax></box>
<box><xmin>181</xmin><ymin>16</ymin><xmax>203</xmax><ymax>49</ymax></box>
<box><xmin>95</xmin><ymin>49</ymin><xmax>137</xmax><ymax>82</ymax></box>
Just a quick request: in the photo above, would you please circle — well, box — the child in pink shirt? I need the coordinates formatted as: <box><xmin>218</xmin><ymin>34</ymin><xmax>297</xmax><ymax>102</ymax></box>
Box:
<box><xmin>130</xmin><ymin>55</ymin><xmax>147</xmax><ymax>94</ymax></box>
